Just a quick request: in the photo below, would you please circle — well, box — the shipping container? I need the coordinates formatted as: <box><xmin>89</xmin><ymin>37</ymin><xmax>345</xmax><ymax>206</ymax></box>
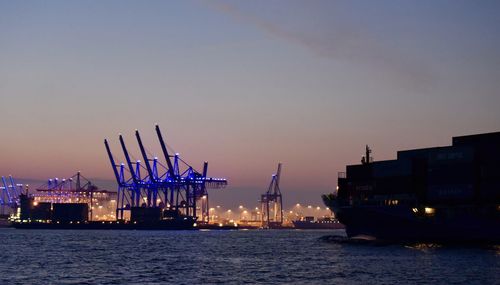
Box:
<box><xmin>52</xmin><ymin>203</ymin><xmax>88</xmax><ymax>222</ymax></box>
<box><xmin>31</xmin><ymin>202</ymin><xmax>52</xmax><ymax>220</ymax></box>
<box><xmin>346</xmin><ymin>164</ymin><xmax>372</xmax><ymax>181</ymax></box>
<box><xmin>130</xmin><ymin>207</ymin><xmax>162</xmax><ymax>223</ymax></box>
<box><xmin>428</xmin><ymin>146</ymin><xmax>474</xmax><ymax>165</ymax></box>
<box><xmin>372</xmin><ymin>159</ymin><xmax>412</xmax><ymax>178</ymax></box>
<box><xmin>427</xmin><ymin>184</ymin><xmax>474</xmax><ymax>202</ymax></box>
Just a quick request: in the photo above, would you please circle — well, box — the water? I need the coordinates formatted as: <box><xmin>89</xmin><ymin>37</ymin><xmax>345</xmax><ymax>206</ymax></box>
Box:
<box><xmin>0</xmin><ymin>229</ymin><xmax>498</xmax><ymax>284</ymax></box>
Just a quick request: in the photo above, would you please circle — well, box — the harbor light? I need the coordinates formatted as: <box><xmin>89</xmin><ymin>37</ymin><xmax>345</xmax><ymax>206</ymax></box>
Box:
<box><xmin>424</xmin><ymin>207</ymin><xmax>435</xmax><ymax>215</ymax></box>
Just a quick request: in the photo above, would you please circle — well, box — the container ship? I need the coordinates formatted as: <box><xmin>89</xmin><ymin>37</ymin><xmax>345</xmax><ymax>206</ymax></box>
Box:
<box><xmin>323</xmin><ymin>131</ymin><xmax>500</xmax><ymax>243</ymax></box>
<box><xmin>11</xmin><ymin>193</ymin><xmax>195</xmax><ymax>230</ymax></box>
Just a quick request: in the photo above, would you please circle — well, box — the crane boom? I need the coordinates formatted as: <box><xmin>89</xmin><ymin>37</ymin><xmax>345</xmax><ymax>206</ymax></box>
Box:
<box><xmin>135</xmin><ymin>130</ymin><xmax>155</xmax><ymax>181</ymax></box>
<box><xmin>104</xmin><ymin>139</ymin><xmax>122</xmax><ymax>185</ymax></box>
<box><xmin>155</xmin><ymin>124</ymin><xmax>175</xmax><ymax>179</ymax></box>
<box><xmin>119</xmin><ymin>134</ymin><xmax>139</xmax><ymax>184</ymax></box>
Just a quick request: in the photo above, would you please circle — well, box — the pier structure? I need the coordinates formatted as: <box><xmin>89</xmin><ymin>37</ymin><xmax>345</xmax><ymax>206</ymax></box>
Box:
<box><xmin>260</xmin><ymin>163</ymin><xmax>284</xmax><ymax>228</ymax></box>
<box><xmin>104</xmin><ymin>125</ymin><xmax>227</xmax><ymax>222</ymax></box>
<box><xmin>0</xmin><ymin>175</ymin><xmax>22</xmax><ymax>214</ymax></box>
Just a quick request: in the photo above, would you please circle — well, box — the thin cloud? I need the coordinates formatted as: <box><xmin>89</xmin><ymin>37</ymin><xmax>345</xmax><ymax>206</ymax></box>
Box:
<box><xmin>208</xmin><ymin>1</ymin><xmax>437</xmax><ymax>91</ymax></box>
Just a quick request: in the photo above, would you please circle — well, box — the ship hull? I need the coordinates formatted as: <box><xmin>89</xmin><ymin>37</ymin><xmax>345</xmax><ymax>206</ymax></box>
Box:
<box><xmin>11</xmin><ymin>218</ymin><xmax>195</xmax><ymax>230</ymax></box>
<box><xmin>292</xmin><ymin>220</ymin><xmax>345</xmax><ymax>230</ymax></box>
<box><xmin>335</xmin><ymin>205</ymin><xmax>500</xmax><ymax>243</ymax></box>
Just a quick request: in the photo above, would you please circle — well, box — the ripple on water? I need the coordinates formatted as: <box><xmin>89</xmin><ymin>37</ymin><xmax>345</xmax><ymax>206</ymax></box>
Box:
<box><xmin>0</xmin><ymin>229</ymin><xmax>498</xmax><ymax>284</ymax></box>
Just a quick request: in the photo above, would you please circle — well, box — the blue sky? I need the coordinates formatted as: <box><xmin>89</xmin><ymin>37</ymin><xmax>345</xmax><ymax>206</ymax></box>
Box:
<box><xmin>1</xmin><ymin>1</ymin><xmax>499</xmax><ymax>207</ymax></box>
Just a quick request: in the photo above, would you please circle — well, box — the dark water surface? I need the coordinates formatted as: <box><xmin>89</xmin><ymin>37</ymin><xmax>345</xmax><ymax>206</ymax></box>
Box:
<box><xmin>0</xmin><ymin>229</ymin><xmax>498</xmax><ymax>284</ymax></box>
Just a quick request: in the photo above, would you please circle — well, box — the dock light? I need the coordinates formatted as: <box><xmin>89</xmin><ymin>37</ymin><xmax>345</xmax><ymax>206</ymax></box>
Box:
<box><xmin>243</xmin><ymin>210</ymin><xmax>248</xmax><ymax>214</ymax></box>
<box><xmin>219</xmin><ymin>223</ymin><xmax>223</xmax><ymax>227</ymax></box>
<box><xmin>255</xmin><ymin>207</ymin><xmax>259</xmax><ymax>210</ymax></box>
<box><xmin>289</xmin><ymin>211</ymin><xmax>293</xmax><ymax>214</ymax></box>
<box><xmin>216</xmin><ymin>205</ymin><xmax>221</xmax><ymax>208</ymax></box>
<box><xmin>316</xmin><ymin>206</ymin><xmax>321</xmax><ymax>210</ymax></box>
<box><xmin>296</xmin><ymin>203</ymin><xmax>300</xmax><ymax>207</ymax></box>
<box><xmin>239</xmin><ymin>205</ymin><xmax>243</xmax><ymax>209</ymax></box>
<box><xmin>33</xmin><ymin>201</ymin><xmax>38</xmax><ymax>206</ymax></box>
<box><xmin>412</xmin><ymin>208</ymin><xmax>418</xmax><ymax>213</ymax></box>
<box><xmin>424</xmin><ymin>207</ymin><xmax>435</xmax><ymax>215</ymax></box>
<box><xmin>307</xmin><ymin>205</ymin><xmax>312</xmax><ymax>209</ymax></box>
<box><xmin>193</xmin><ymin>223</ymin><xmax>197</xmax><ymax>227</ymax></box>
<box><xmin>227</xmin><ymin>210</ymin><xmax>231</xmax><ymax>213</ymax></box>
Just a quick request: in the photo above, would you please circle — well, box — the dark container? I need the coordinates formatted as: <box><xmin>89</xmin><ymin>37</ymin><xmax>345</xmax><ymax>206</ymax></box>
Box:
<box><xmin>373</xmin><ymin>176</ymin><xmax>413</xmax><ymax>194</ymax></box>
<box><xmin>372</xmin><ymin>159</ymin><xmax>412</xmax><ymax>178</ymax></box>
<box><xmin>346</xmin><ymin>164</ymin><xmax>372</xmax><ymax>181</ymax></box>
<box><xmin>19</xmin><ymin>194</ymin><xmax>33</xmax><ymax>220</ymax></box>
<box><xmin>428</xmin><ymin>146</ymin><xmax>474</xmax><ymax>166</ymax></box>
<box><xmin>427</xmin><ymin>183</ymin><xmax>475</xmax><ymax>202</ymax></box>
<box><xmin>31</xmin><ymin>202</ymin><xmax>52</xmax><ymax>220</ymax></box>
<box><xmin>52</xmin><ymin>203</ymin><xmax>88</xmax><ymax>222</ymax></box>
<box><xmin>130</xmin><ymin>207</ymin><xmax>162</xmax><ymax>223</ymax></box>
<box><xmin>427</xmin><ymin>162</ymin><xmax>475</xmax><ymax>185</ymax></box>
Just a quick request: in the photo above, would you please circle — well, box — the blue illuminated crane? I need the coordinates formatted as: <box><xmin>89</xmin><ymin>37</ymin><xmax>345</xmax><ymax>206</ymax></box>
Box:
<box><xmin>0</xmin><ymin>175</ymin><xmax>23</xmax><ymax>215</ymax></box>
<box><xmin>104</xmin><ymin>125</ymin><xmax>227</xmax><ymax>222</ymax></box>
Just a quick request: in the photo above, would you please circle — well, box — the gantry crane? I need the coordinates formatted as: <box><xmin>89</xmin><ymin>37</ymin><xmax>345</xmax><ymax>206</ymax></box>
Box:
<box><xmin>261</xmin><ymin>163</ymin><xmax>284</xmax><ymax>228</ymax></box>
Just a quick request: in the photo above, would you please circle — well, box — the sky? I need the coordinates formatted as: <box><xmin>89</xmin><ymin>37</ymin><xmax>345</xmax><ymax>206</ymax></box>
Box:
<box><xmin>1</xmin><ymin>0</ymin><xmax>500</xmax><ymax>208</ymax></box>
